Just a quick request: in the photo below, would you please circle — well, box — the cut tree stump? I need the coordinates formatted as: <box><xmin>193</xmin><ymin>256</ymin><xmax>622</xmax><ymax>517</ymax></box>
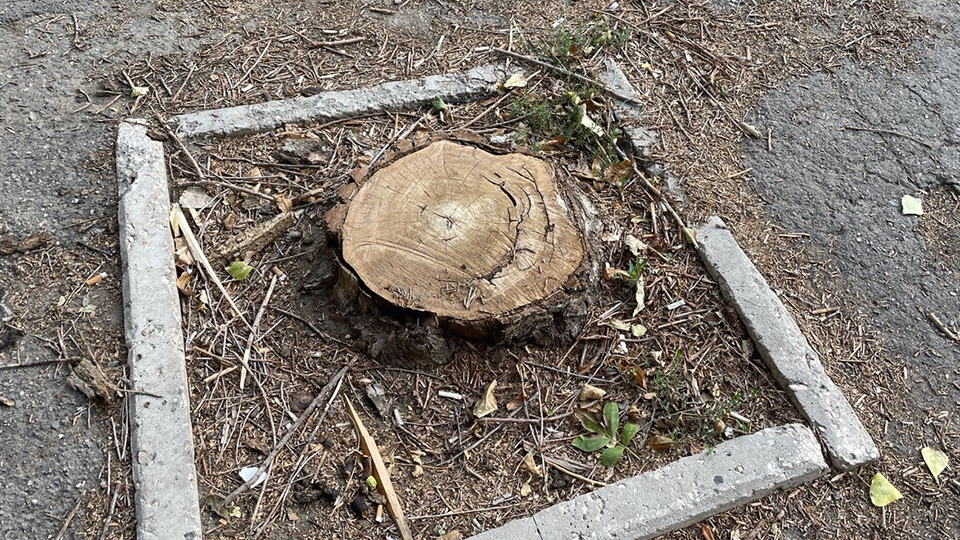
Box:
<box><xmin>326</xmin><ymin>139</ymin><xmax>597</xmax><ymax>361</ymax></box>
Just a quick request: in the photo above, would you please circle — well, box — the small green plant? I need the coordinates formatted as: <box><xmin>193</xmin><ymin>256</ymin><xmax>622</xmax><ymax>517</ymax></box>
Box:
<box><xmin>531</xmin><ymin>16</ymin><xmax>631</xmax><ymax>69</ymax></box>
<box><xmin>573</xmin><ymin>402</ymin><xmax>639</xmax><ymax>467</ymax></box>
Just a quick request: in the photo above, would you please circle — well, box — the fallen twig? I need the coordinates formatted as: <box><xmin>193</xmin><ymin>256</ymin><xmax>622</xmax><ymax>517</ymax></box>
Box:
<box><xmin>97</xmin><ymin>482</ymin><xmax>121</xmax><ymax>540</ymax></box>
<box><xmin>927</xmin><ymin>312</ymin><xmax>959</xmax><ymax>341</ymax></box>
<box><xmin>53</xmin><ymin>493</ymin><xmax>84</xmax><ymax>540</ymax></box>
<box><xmin>239</xmin><ymin>275</ymin><xmax>279</xmax><ymax>391</ymax></box>
<box><xmin>845</xmin><ymin>125</ymin><xmax>933</xmax><ymax>149</ymax></box>
<box><xmin>492</xmin><ymin>48</ymin><xmax>642</xmax><ymax>105</ymax></box>
<box><xmin>479</xmin><ymin>409</ymin><xmax>575</xmax><ymax>424</ymax></box>
<box><xmin>222</xmin><ymin>364</ymin><xmax>350</xmax><ymax>508</ymax></box>
<box><xmin>344</xmin><ymin>396</ymin><xmax>414</xmax><ymax>540</ymax></box>
<box><xmin>172</xmin><ymin>203</ymin><xmax>252</xmax><ymax>331</ymax></box>
<box><xmin>0</xmin><ymin>359</ymin><xmax>70</xmax><ymax>371</ymax></box>
<box><xmin>159</xmin><ymin>117</ymin><xmax>206</xmax><ymax>180</ymax></box>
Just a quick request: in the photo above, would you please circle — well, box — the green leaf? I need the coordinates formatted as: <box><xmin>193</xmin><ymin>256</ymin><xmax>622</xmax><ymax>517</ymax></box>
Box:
<box><xmin>620</xmin><ymin>422</ymin><xmax>639</xmax><ymax>446</ymax></box>
<box><xmin>572</xmin><ymin>434</ymin><xmax>611</xmax><ymax>453</ymax></box>
<box><xmin>901</xmin><ymin>195</ymin><xmax>923</xmax><ymax>216</ymax></box>
<box><xmin>869</xmin><ymin>473</ymin><xmax>903</xmax><ymax>507</ymax></box>
<box><xmin>579</xmin><ymin>415</ymin><xmax>605</xmax><ymax>435</ymax></box>
<box><xmin>432</xmin><ymin>97</ymin><xmax>449</xmax><ymax>111</ymax></box>
<box><xmin>921</xmin><ymin>447</ymin><xmax>948</xmax><ymax>481</ymax></box>
<box><xmin>600</xmin><ymin>445</ymin><xmax>625</xmax><ymax>467</ymax></box>
<box><xmin>227</xmin><ymin>260</ymin><xmax>254</xmax><ymax>280</ymax></box>
<box><xmin>603</xmin><ymin>402</ymin><xmax>619</xmax><ymax>438</ymax></box>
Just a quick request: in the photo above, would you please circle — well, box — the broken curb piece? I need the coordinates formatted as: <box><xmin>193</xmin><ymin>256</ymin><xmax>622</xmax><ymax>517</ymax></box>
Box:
<box><xmin>116</xmin><ymin>119</ymin><xmax>203</xmax><ymax>540</ymax></box>
<box><xmin>695</xmin><ymin>216</ymin><xmax>879</xmax><ymax>471</ymax></box>
<box><xmin>598</xmin><ymin>59</ymin><xmax>658</xmax><ymax>158</ymax></box>
<box><xmin>171</xmin><ymin>64</ymin><xmax>508</xmax><ymax>138</ymax></box>
<box><xmin>469</xmin><ymin>424</ymin><xmax>827</xmax><ymax>540</ymax></box>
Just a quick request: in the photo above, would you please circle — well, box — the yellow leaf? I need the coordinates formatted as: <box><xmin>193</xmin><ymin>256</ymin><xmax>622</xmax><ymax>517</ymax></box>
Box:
<box><xmin>921</xmin><ymin>447</ymin><xmax>948</xmax><ymax>481</ymax></box>
<box><xmin>472</xmin><ymin>380</ymin><xmax>498</xmax><ymax>418</ymax></box>
<box><xmin>869</xmin><ymin>473</ymin><xmax>903</xmax><ymax>507</ymax></box>
<box><xmin>503</xmin><ymin>73</ymin><xmax>528</xmax><ymax>89</ymax></box>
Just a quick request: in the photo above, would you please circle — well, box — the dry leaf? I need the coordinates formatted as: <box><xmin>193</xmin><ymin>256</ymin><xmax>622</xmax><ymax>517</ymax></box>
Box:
<box><xmin>173</xmin><ymin>237</ymin><xmax>194</xmax><ymax>266</ymax></box>
<box><xmin>274</xmin><ymin>193</ymin><xmax>293</xmax><ymax>213</ymax></box>
<box><xmin>579</xmin><ymin>106</ymin><xmax>604</xmax><ymax>137</ymax></box>
<box><xmin>603</xmin><ymin>160</ymin><xmax>633</xmax><ymax>185</ymax></box>
<box><xmin>503</xmin><ymin>73</ymin><xmax>528</xmax><ymax>89</ymax></box>
<box><xmin>176</xmin><ymin>271</ymin><xmax>194</xmax><ymax>296</ymax></box>
<box><xmin>506</xmin><ymin>395</ymin><xmax>524</xmax><ymax>411</ymax></box>
<box><xmin>579</xmin><ymin>384</ymin><xmax>606</xmax><ymax>401</ymax></box>
<box><xmin>701</xmin><ymin>524</ymin><xmax>715</xmax><ymax>540</ymax></box>
<box><xmin>623</xmin><ymin>234</ymin><xmax>647</xmax><ymax>256</ymax></box>
<box><xmin>920</xmin><ymin>447</ymin><xmax>948</xmax><ymax>481</ymax></box>
<box><xmin>521</xmin><ymin>452</ymin><xmax>542</xmax><ymax>477</ymax></box>
<box><xmin>632</xmin><ymin>276</ymin><xmax>645</xmax><ymax>317</ymax></box>
<box><xmin>472</xmin><ymin>380</ymin><xmax>498</xmax><ymax>418</ymax></box>
<box><xmin>648</xmin><ymin>435</ymin><xmax>675</xmax><ymax>452</ymax></box>
<box><xmin>605</xmin><ymin>319</ymin><xmax>630</xmax><ymax>332</ymax></box>
<box><xmin>520</xmin><ymin>482</ymin><xmax>532</xmax><ymax>497</ymax></box>
<box><xmin>869</xmin><ymin>473</ymin><xmax>903</xmax><ymax>507</ymax></box>
<box><xmin>601</xmin><ymin>228</ymin><xmax>622</xmax><ymax>243</ymax></box>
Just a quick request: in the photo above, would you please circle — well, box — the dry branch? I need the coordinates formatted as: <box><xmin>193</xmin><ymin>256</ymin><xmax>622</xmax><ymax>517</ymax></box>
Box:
<box><xmin>344</xmin><ymin>397</ymin><xmax>414</xmax><ymax>540</ymax></box>
<box><xmin>222</xmin><ymin>365</ymin><xmax>350</xmax><ymax>508</ymax></box>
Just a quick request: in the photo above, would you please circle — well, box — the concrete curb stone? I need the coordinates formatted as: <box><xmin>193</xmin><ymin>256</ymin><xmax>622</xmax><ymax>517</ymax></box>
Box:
<box><xmin>171</xmin><ymin>64</ymin><xmax>508</xmax><ymax>139</ymax></box>
<box><xmin>116</xmin><ymin>120</ymin><xmax>204</xmax><ymax>540</ymax></box>
<box><xmin>468</xmin><ymin>423</ymin><xmax>828</xmax><ymax>540</ymax></box>
<box><xmin>598</xmin><ymin>59</ymin><xmax>658</xmax><ymax>158</ymax></box>
<box><xmin>695</xmin><ymin>216</ymin><xmax>880</xmax><ymax>471</ymax></box>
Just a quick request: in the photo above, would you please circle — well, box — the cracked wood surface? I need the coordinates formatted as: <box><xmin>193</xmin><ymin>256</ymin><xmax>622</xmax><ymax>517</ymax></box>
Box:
<box><xmin>341</xmin><ymin>140</ymin><xmax>584</xmax><ymax>321</ymax></box>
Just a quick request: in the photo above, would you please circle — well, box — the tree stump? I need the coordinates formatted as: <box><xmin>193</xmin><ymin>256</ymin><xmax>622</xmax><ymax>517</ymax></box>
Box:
<box><xmin>327</xmin><ymin>140</ymin><xmax>596</xmax><ymax>362</ymax></box>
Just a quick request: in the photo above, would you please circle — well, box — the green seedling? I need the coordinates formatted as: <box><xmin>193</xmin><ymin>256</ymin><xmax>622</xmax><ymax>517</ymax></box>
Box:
<box><xmin>572</xmin><ymin>402</ymin><xmax>639</xmax><ymax>467</ymax></box>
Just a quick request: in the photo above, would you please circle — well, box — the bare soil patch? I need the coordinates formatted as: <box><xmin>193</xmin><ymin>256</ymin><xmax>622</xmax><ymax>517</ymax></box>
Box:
<box><xmin>157</xmin><ymin>81</ymin><xmax>793</xmax><ymax>536</ymax></box>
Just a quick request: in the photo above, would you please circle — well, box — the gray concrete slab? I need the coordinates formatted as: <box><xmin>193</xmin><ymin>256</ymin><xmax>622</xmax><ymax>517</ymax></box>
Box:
<box><xmin>171</xmin><ymin>64</ymin><xmax>508</xmax><ymax>139</ymax></box>
<box><xmin>116</xmin><ymin>119</ymin><xmax>203</xmax><ymax>540</ymax></box>
<box><xmin>599</xmin><ymin>59</ymin><xmax>657</xmax><ymax>158</ymax></box>
<box><xmin>467</xmin><ymin>423</ymin><xmax>827</xmax><ymax>540</ymax></box>
<box><xmin>696</xmin><ymin>216</ymin><xmax>879</xmax><ymax>471</ymax></box>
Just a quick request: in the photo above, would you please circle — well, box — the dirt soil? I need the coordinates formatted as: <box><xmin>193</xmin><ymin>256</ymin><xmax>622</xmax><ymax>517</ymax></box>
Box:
<box><xmin>0</xmin><ymin>0</ymin><xmax>958</xmax><ymax>539</ymax></box>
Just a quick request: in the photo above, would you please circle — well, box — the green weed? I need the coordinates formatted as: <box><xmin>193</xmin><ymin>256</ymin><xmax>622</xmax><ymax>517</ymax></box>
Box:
<box><xmin>572</xmin><ymin>402</ymin><xmax>639</xmax><ymax>467</ymax></box>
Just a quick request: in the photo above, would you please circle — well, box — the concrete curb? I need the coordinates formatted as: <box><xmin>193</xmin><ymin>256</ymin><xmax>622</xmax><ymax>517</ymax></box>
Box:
<box><xmin>599</xmin><ymin>59</ymin><xmax>658</xmax><ymax>158</ymax></box>
<box><xmin>695</xmin><ymin>216</ymin><xmax>879</xmax><ymax>471</ymax></box>
<box><xmin>116</xmin><ymin>119</ymin><xmax>203</xmax><ymax>539</ymax></box>
<box><xmin>468</xmin><ymin>424</ymin><xmax>828</xmax><ymax>540</ymax></box>
<box><xmin>171</xmin><ymin>64</ymin><xmax>508</xmax><ymax>139</ymax></box>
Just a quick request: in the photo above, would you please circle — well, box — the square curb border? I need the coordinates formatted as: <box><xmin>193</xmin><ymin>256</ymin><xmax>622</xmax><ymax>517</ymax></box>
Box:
<box><xmin>115</xmin><ymin>63</ymin><xmax>877</xmax><ymax>540</ymax></box>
